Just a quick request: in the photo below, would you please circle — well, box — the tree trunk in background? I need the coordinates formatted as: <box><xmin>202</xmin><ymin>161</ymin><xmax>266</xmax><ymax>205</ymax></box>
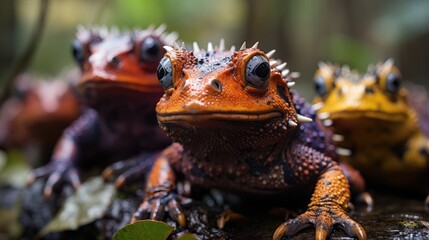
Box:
<box><xmin>0</xmin><ymin>0</ymin><xmax>16</xmax><ymax>84</ymax></box>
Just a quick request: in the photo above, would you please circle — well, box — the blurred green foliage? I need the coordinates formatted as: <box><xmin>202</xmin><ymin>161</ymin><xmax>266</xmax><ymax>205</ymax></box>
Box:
<box><xmin>2</xmin><ymin>0</ymin><xmax>429</xmax><ymax>98</ymax></box>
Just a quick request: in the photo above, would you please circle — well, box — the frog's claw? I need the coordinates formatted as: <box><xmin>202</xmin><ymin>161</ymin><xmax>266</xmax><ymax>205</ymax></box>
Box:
<box><xmin>102</xmin><ymin>154</ymin><xmax>156</xmax><ymax>188</ymax></box>
<box><xmin>273</xmin><ymin>214</ymin><xmax>313</xmax><ymax>240</ymax></box>
<box><xmin>356</xmin><ymin>192</ymin><xmax>374</xmax><ymax>212</ymax></box>
<box><xmin>217</xmin><ymin>210</ymin><xmax>245</xmax><ymax>229</ymax></box>
<box><xmin>273</xmin><ymin>205</ymin><xmax>366</xmax><ymax>240</ymax></box>
<box><xmin>28</xmin><ymin>162</ymin><xmax>80</xmax><ymax>199</ymax></box>
<box><xmin>132</xmin><ymin>193</ymin><xmax>187</xmax><ymax>227</ymax></box>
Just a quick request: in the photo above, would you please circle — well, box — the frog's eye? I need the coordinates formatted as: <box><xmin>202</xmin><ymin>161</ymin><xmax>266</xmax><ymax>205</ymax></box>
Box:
<box><xmin>314</xmin><ymin>76</ymin><xmax>328</xmax><ymax>97</ymax></box>
<box><xmin>71</xmin><ymin>38</ymin><xmax>85</xmax><ymax>64</ymax></box>
<box><xmin>140</xmin><ymin>37</ymin><xmax>163</xmax><ymax>63</ymax></box>
<box><xmin>385</xmin><ymin>72</ymin><xmax>401</xmax><ymax>94</ymax></box>
<box><xmin>245</xmin><ymin>55</ymin><xmax>271</xmax><ymax>88</ymax></box>
<box><xmin>157</xmin><ymin>56</ymin><xmax>173</xmax><ymax>90</ymax></box>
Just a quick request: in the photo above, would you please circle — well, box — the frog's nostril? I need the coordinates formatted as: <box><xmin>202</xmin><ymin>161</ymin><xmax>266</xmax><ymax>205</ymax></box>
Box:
<box><xmin>109</xmin><ymin>56</ymin><xmax>121</xmax><ymax>67</ymax></box>
<box><xmin>210</xmin><ymin>79</ymin><xmax>223</xmax><ymax>92</ymax></box>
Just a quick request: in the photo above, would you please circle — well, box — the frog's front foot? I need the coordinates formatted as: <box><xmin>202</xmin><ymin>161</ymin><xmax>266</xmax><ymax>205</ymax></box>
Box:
<box><xmin>132</xmin><ymin>187</ymin><xmax>188</xmax><ymax>227</ymax></box>
<box><xmin>27</xmin><ymin>161</ymin><xmax>80</xmax><ymax>199</ymax></box>
<box><xmin>273</xmin><ymin>204</ymin><xmax>366</xmax><ymax>240</ymax></box>
<box><xmin>102</xmin><ymin>153</ymin><xmax>156</xmax><ymax>188</ymax></box>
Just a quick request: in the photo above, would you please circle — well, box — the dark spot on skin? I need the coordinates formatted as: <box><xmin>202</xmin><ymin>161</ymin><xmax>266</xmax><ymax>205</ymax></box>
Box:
<box><xmin>365</xmin><ymin>87</ymin><xmax>374</xmax><ymax>94</ymax></box>
<box><xmin>266</xmin><ymin>100</ymin><xmax>272</xmax><ymax>105</ymax></box>
<box><xmin>110</xmin><ymin>56</ymin><xmax>121</xmax><ymax>67</ymax></box>
<box><xmin>392</xmin><ymin>142</ymin><xmax>407</xmax><ymax>161</ymax></box>
<box><xmin>198</xmin><ymin>59</ymin><xmax>204</xmax><ymax>65</ymax></box>
<box><xmin>323</xmin><ymin>181</ymin><xmax>331</xmax><ymax>186</ymax></box>
<box><xmin>419</xmin><ymin>146</ymin><xmax>429</xmax><ymax>157</ymax></box>
<box><xmin>321</xmin><ymin>194</ymin><xmax>330</xmax><ymax>200</ymax></box>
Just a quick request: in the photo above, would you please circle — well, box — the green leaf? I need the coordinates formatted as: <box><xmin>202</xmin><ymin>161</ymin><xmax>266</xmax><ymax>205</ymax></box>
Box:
<box><xmin>0</xmin><ymin>150</ymin><xmax>31</xmax><ymax>187</ymax></box>
<box><xmin>38</xmin><ymin>176</ymin><xmax>116</xmax><ymax>237</ymax></box>
<box><xmin>113</xmin><ymin>220</ymin><xmax>174</xmax><ymax>240</ymax></box>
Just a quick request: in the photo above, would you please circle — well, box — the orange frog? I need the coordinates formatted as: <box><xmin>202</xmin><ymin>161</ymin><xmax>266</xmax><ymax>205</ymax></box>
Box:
<box><xmin>133</xmin><ymin>41</ymin><xmax>366</xmax><ymax>239</ymax></box>
<box><xmin>0</xmin><ymin>72</ymin><xmax>82</xmax><ymax>167</ymax></box>
<box><xmin>28</xmin><ymin>25</ymin><xmax>177</xmax><ymax>197</ymax></box>
<box><xmin>313</xmin><ymin>60</ymin><xmax>429</xmax><ymax>208</ymax></box>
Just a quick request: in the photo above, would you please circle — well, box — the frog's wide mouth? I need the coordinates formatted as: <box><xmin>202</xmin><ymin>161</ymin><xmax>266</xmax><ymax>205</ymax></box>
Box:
<box><xmin>327</xmin><ymin>110</ymin><xmax>407</xmax><ymax>122</ymax></box>
<box><xmin>79</xmin><ymin>80</ymin><xmax>163</xmax><ymax>93</ymax></box>
<box><xmin>157</xmin><ymin>111</ymin><xmax>283</xmax><ymax>124</ymax></box>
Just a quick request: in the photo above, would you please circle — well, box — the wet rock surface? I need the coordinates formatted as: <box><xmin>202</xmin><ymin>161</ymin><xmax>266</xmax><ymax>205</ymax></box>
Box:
<box><xmin>224</xmin><ymin>191</ymin><xmax>429</xmax><ymax>240</ymax></box>
<box><xmin>8</xmin><ymin>186</ymin><xmax>429</xmax><ymax>239</ymax></box>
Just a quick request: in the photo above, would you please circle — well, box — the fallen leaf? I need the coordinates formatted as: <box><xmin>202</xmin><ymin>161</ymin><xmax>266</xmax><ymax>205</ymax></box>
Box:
<box><xmin>38</xmin><ymin>176</ymin><xmax>116</xmax><ymax>237</ymax></box>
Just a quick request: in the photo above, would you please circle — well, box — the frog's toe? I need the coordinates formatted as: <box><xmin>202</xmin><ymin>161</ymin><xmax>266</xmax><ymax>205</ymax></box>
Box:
<box><xmin>273</xmin><ymin>214</ymin><xmax>312</xmax><ymax>240</ymax></box>
<box><xmin>102</xmin><ymin>158</ymin><xmax>154</xmax><ymax>188</ymax></box>
<box><xmin>314</xmin><ymin>215</ymin><xmax>334</xmax><ymax>240</ymax></box>
<box><xmin>217</xmin><ymin>210</ymin><xmax>245</xmax><ymax>229</ymax></box>
<box><xmin>273</xmin><ymin>207</ymin><xmax>366</xmax><ymax>240</ymax></box>
<box><xmin>168</xmin><ymin>199</ymin><xmax>186</xmax><ymax>227</ymax></box>
<box><xmin>336</xmin><ymin>214</ymin><xmax>366</xmax><ymax>240</ymax></box>
<box><xmin>43</xmin><ymin>172</ymin><xmax>62</xmax><ymax>199</ymax></box>
<box><xmin>43</xmin><ymin>168</ymin><xmax>80</xmax><ymax>199</ymax></box>
<box><xmin>149</xmin><ymin>198</ymin><xmax>166</xmax><ymax>220</ymax></box>
<box><xmin>132</xmin><ymin>195</ymin><xmax>187</xmax><ymax>227</ymax></box>
<box><xmin>356</xmin><ymin>191</ymin><xmax>374</xmax><ymax>212</ymax></box>
<box><xmin>132</xmin><ymin>201</ymin><xmax>150</xmax><ymax>223</ymax></box>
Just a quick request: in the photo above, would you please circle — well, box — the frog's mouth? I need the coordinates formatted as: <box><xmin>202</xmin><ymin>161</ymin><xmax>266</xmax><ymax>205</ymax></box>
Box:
<box><xmin>326</xmin><ymin>111</ymin><xmax>407</xmax><ymax>122</ymax></box>
<box><xmin>79</xmin><ymin>81</ymin><xmax>163</xmax><ymax>93</ymax></box>
<box><xmin>157</xmin><ymin>111</ymin><xmax>283</xmax><ymax>125</ymax></box>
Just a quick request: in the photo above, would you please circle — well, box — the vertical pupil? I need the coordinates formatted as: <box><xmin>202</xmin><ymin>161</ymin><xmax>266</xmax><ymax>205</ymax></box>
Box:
<box><xmin>254</xmin><ymin>62</ymin><xmax>269</xmax><ymax>78</ymax></box>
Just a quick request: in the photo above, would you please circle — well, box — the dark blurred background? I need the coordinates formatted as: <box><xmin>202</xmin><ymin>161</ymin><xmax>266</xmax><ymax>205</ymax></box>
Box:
<box><xmin>1</xmin><ymin>0</ymin><xmax>429</xmax><ymax>99</ymax></box>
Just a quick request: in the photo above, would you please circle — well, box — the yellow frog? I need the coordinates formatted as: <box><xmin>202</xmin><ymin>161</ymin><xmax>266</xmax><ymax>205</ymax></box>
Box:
<box><xmin>313</xmin><ymin>60</ymin><xmax>429</xmax><ymax>207</ymax></box>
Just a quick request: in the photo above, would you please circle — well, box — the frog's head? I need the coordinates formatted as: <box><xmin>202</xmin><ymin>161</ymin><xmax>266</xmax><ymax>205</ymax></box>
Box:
<box><xmin>155</xmin><ymin>41</ymin><xmax>311</xmax><ymax>149</ymax></box>
<box><xmin>316</xmin><ymin>59</ymin><xmax>409</xmax><ymax>123</ymax></box>
<box><xmin>72</xmin><ymin>25</ymin><xmax>178</xmax><ymax>107</ymax></box>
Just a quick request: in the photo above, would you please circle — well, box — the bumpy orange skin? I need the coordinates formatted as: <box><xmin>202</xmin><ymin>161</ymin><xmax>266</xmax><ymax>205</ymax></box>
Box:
<box><xmin>134</xmin><ymin>44</ymin><xmax>366</xmax><ymax>239</ymax></box>
<box><xmin>314</xmin><ymin>61</ymin><xmax>429</xmax><ymax>190</ymax></box>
